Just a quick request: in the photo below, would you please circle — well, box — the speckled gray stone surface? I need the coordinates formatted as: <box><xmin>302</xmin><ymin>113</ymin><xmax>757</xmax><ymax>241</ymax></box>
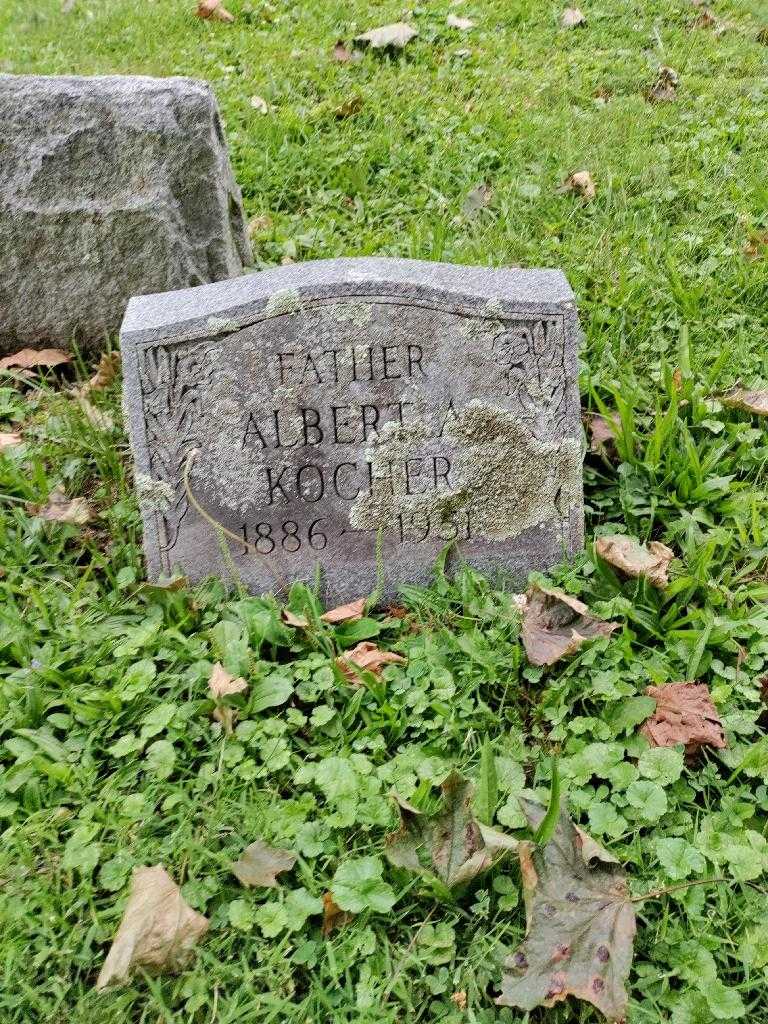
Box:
<box><xmin>0</xmin><ymin>75</ymin><xmax>251</xmax><ymax>355</ymax></box>
<box><xmin>121</xmin><ymin>257</ymin><xmax>584</xmax><ymax>603</ymax></box>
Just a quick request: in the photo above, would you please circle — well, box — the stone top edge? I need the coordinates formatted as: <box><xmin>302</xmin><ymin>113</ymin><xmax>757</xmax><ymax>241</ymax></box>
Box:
<box><xmin>120</xmin><ymin>258</ymin><xmax>575</xmax><ymax>344</ymax></box>
<box><xmin>0</xmin><ymin>73</ymin><xmax>211</xmax><ymax>92</ymax></box>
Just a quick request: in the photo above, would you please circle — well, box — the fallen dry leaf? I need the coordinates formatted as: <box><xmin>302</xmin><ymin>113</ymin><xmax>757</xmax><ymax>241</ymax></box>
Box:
<box><xmin>336</xmin><ymin>641</ymin><xmax>406</xmax><ymax>682</ymax></box>
<box><xmin>641</xmin><ymin>682</ymin><xmax>726</xmax><ymax>755</ymax></box>
<box><xmin>78</xmin><ymin>351</ymin><xmax>121</xmax><ymax>395</ymax></box>
<box><xmin>522</xmin><ymin>584</ymin><xmax>617</xmax><ymax>667</ymax></box>
<box><xmin>96</xmin><ymin>865</ymin><xmax>209</xmax><ymax>989</ymax></box>
<box><xmin>647</xmin><ymin>65</ymin><xmax>679</xmax><ymax>103</ymax></box>
<box><xmin>0</xmin><ymin>347</ymin><xmax>71</xmax><ymax>372</ymax></box>
<box><xmin>354</xmin><ymin>22</ymin><xmax>418</xmax><ymax>49</ymax></box>
<box><xmin>334</xmin><ymin>95</ymin><xmax>364</xmax><ymax>119</ymax></box>
<box><xmin>562</xmin><ymin>170</ymin><xmax>595</xmax><ymax>200</ymax></box>
<box><xmin>231</xmin><ymin>840</ymin><xmax>297</xmax><ymax>888</ymax></box>
<box><xmin>250</xmin><ymin>95</ymin><xmax>269</xmax><ymax>114</ymax></box>
<box><xmin>282</xmin><ymin>608</ymin><xmax>309</xmax><ymax>628</ymax></box>
<box><xmin>208</xmin><ymin>662</ymin><xmax>248</xmax><ymax>699</ymax></box>
<box><xmin>744</xmin><ymin>232</ymin><xmax>768</xmax><ymax>261</ymax></box>
<box><xmin>385</xmin><ymin>773</ymin><xmax>517</xmax><ymax>888</ymax></box>
<box><xmin>196</xmin><ymin>0</ymin><xmax>234</xmax><ymax>22</ymax></box>
<box><xmin>497</xmin><ymin>799</ymin><xmax>635</xmax><ymax>1023</ymax></box>
<box><xmin>463</xmin><ymin>182</ymin><xmax>493</xmax><ymax>216</ymax></box>
<box><xmin>140</xmin><ymin>575</ymin><xmax>189</xmax><ymax>594</ymax></box>
<box><xmin>452</xmin><ymin>991</ymin><xmax>468</xmax><ymax>1010</ymax></box>
<box><xmin>32</xmin><ymin>485</ymin><xmax>92</xmax><ymax>526</ymax></box>
<box><xmin>332</xmin><ymin>40</ymin><xmax>353</xmax><ymax>61</ymax></box>
<box><xmin>0</xmin><ymin>431</ymin><xmax>22</xmax><ymax>451</ymax></box>
<box><xmin>322</xmin><ymin>891</ymin><xmax>353</xmax><ymax>935</ymax></box>
<box><xmin>447</xmin><ymin>13</ymin><xmax>475</xmax><ymax>30</ymax></box>
<box><xmin>77</xmin><ymin>397</ymin><xmax>115</xmax><ymax>431</ymax></box>
<box><xmin>584</xmin><ymin>411</ymin><xmax>621</xmax><ymax>457</ymax></box>
<box><xmin>722</xmin><ymin>389</ymin><xmax>768</xmax><ymax>416</ymax></box>
<box><xmin>595</xmin><ymin>535</ymin><xmax>674</xmax><ymax>588</ymax></box>
<box><xmin>689</xmin><ymin>8</ymin><xmax>716</xmax><ymax>28</ymax></box>
<box><xmin>248</xmin><ymin>213</ymin><xmax>273</xmax><ymax>236</ymax></box>
<box><xmin>320</xmin><ymin>596</ymin><xmax>367</xmax><ymax>623</ymax></box>
<box><xmin>561</xmin><ymin>7</ymin><xmax>586</xmax><ymax>28</ymax></box>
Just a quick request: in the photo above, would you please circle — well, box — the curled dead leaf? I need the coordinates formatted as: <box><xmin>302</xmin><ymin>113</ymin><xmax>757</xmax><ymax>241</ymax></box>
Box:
<box><xmin>647</xmin><ymin>65</ymin><xmax>679</xmax><ymax>103</ymax></box>
<box><xmin>0</xmin><ymin>431</ymin><xmax>23</xmax><ymax>451</ymax></box>
<box><xmin>250</xmin><ymin>95</ymin><xmax>269</xmax><ymax>114</ymax></box>
<box><xmin>561</xmin><ymin>7</ymin><xmax>586</xmax><ymax>28</ymax></box>
<box><xmin>96</xmin><ymin>865</ymin><xmax>209</xmax><ymax>989</ymax></box>
<box><xmin>31</xmin><ymin>485</ymin><xmax>92</xmax><ymax>526</ymax></box>
<box><xmin>231</xmin><ymin>840</ymin><xmax>297</xmax><ymax>888</ymax></box>
<box><xmin>320</xmin><ymin>596</ymin><xmax>367</xmax><ymax>623</ymax></box>
<box><xmin>78</xmin><ymin>351</ymin><xmax>121</xmax><ymax>396</ymax></box>
<box><xmin>354</xmin><ymin>22</ymin><xmax>418</xmax><ymax>49</ymax></box>
<box><xmin>334</xmin><ymin>95</ymin><xmax>364</xmax><ymax>119</ymax></box>
<box><xmin>584</xmin><ymin>410</ymin><xmax>621</xmax><ymax>458</ymax></box>
<box><xmin>562</xmin><ymin>170</ymin><xmax>595</xmax><ymax>200</ymax></box>
<box><xmin>451</xmin><ymin>991</ymin><xmax>468</xmax><ymax>1010</ymax></box>
<box><xmin>282</xmin><ymin>608</ymin><xmax>309</xmax><ymax>628</ymax></box>
<box><xmin>722</xmin><ymin>389</ymin><xmax>768</xmax><ymax>416</ymax></box>
<box><xmin>641</xmin><ymin>682</ymin><xmax>726</xmax><ymax>755</ymax></box>
<box><xmin>208</xmin><ymin>662</ymin><xmax>248</xmax><ymax>699</ymax></box>
<box><xmin>336</xmin><ymin>641</ymin><xmax>406</xmax><ymax>683</ymax></box>
<box><xmin>463</xmin><ymin>182</ymin><xmax>493</xmax><ymax>216</ymax></box>
<box><xmin>522</xmin><ymin>584</ymin><xmax>617</xmax><ymax>667</ymax></box>
<box><xmin>196</xmin><ymin>0</ymin><xmax>234</xmax><ymax>22</ymax></box>
<box><xmin>447</xmin><ymin>13</ymin><xmax>475</xmax><ymax>30</ymax></box>
<box><xmin>322</xmin><ymin>891</ymin><xmax>353</xmax><ymax>935</ymax></box>
<box><xmin>497</xmin><ymin>799</ymin><xmax>635</xmax><ymax>1023</ymax></box>
<box><xmin>744</xmin><ymin>232</ymin><xmax>768</xmax><ymax>261</ymax></box>
<box><xmin>595</xmin><ymin>535</ymin><xmax>674</xmax><ymax>588</ymax></box>
<box><xmin>0</xmin><ymin>347</ymin><xmax>71</xmax><ymax>372</ymax></box>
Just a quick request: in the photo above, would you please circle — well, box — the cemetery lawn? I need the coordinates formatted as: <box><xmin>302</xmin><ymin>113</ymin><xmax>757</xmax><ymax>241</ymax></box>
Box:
<box><xmin>2</xmin><ymin>1</ymin><xmax>768</xmax><ymax>1023</ymax></box>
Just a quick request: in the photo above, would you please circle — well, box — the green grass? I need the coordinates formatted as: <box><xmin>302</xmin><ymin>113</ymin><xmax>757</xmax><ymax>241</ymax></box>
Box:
<box><xmin>1</xmin><ymin>1</ymin><xmax>768</xmax><ymax>1022</ymax></box>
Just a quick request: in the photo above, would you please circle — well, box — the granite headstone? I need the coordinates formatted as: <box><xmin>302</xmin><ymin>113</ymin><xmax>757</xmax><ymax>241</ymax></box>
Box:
<box><xmin>0</xmin><ymin>75</ymin><xmax>251</xmax><ymax>355</ymax></box>
<box><xmin>120</xmin><ymin>258</ymin><xmax>584</xmax><ymax>603</ymax></box>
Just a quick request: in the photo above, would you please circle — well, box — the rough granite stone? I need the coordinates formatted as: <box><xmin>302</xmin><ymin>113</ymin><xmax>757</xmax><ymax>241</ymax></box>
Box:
<box><xmin>121</xmin><ymin>257</ymin><xmax>585</xmax><ymax>604</ymax></box>
<box><xmin>0</xmin><ymin>74</ymin><xmax>251</xmax><ymax>355</ymax></box>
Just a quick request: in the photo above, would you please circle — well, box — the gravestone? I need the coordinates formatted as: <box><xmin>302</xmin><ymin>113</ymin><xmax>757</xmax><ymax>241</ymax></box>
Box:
<box><xmin>0</xmin><ymin>75</ymin><xmax>251</xmax><ymax>355</ymax></box>
<box><xmin>121</xmin><ymin>258</ymin><xmax>584</xmax><ymax>603</ymax></box>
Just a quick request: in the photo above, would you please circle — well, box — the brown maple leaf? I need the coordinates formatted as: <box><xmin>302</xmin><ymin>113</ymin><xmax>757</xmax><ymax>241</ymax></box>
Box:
<box><xmin>385</xmin><ymin>773</ymin><xmax>517</xmax><ymax>888</ymax></box>
<box><xmin>0</xmin><ymin>347</ymin><xmax>71</xmax><ymax>372</ymax></box>
<box><xmin>521</xmin><ymin>584</ymin><xmax>618</xmax><ymax>666</ymax></box>
<box><xmin>497</xmin><ymin>799</ymin><xmax>636</xmax><ymax>1023</ymax></box>
<box><xmin>320</xmin><ymin>596</ymin><xmax>367</xmax><ymax>624</ymax></box>
<box><xmin>231</xmin><ymin>840</ymin><xmax>296</xmax><ymax>888</ymax></box>
<box><xmin>96</xmin><ymin>865</ymin><xmax>209</xmax><ymax>989</ymax></box>
<box><xmin>595</xmin><ymin>535</ymin><xmax>675</xmax><ymax>588</ymax></box>
<box><xmin>641</xmin><ymin>682</ymin><xmax>726</xmax><ymax>755</ymax></box>
<box><xmin>336</xmin><ymin>641</ymin><xmax>406</xmax><ymax>683</ymax></box>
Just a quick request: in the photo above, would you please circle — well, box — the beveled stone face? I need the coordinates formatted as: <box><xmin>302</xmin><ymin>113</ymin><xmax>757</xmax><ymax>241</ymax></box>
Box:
<box><xmin>121</xmin><ymin>258</ymin><xmax>584</xmax><ymax>603</ymax></box>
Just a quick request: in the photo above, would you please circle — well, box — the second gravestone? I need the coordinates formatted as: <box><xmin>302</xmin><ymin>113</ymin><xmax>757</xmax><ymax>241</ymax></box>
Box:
<box><xmin>121</xmin><ymin>258</ymin><xmax>584</xmax><ymax>603</ymax></box>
